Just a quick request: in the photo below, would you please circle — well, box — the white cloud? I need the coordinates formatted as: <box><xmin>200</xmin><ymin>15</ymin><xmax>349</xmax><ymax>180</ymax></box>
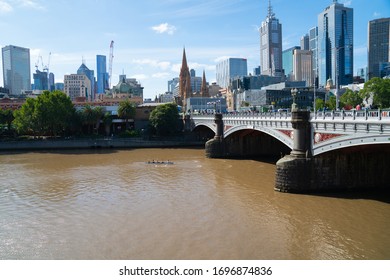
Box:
<box><xmin>151</xmin><ymin>23</ymin><xmax>177</xmax><ymax>35</ymax></box>
<box><xmin>131</xmin><ymin>74</ymin><xmax>148</xmax><ymax>81</ymax></box>
<box><xmin>17</xmin><ymin>0</ymin><xmax>45</xmax><ymax>10</ymax></box>
<box><xmin>0</xmin><ymin>1</ymin><xmax>13</xmax><ymax>13</ymax></box>
<box><xmin>214</xmin><ymin>56</ymin><xmax>230</xmax><ymax>63</ymax></box>
<box><xmin>133</xmin><ymin>59</ymin><xmax>171</xmax><ymax>70</ymax></box>
<box><xmin>342</xmin><ymin>0</ymin><xmax>352</xmax><ymax>7</ymax></box>
<box><xmin>373</xmin><ymin>12</ymin><xmax>381</xmax><ymax>18</ymax></box>
<box><xmin>152</xmin><ymin>72</ymin><xmax>171</xmax><ymax>79</ymax></box>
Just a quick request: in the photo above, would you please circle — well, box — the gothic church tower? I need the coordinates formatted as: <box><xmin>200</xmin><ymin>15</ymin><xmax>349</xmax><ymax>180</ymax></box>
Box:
<box><xmin>179</xmin><ymin>48</ymin><xmax>192</xmax><ymax>109</ymax></box>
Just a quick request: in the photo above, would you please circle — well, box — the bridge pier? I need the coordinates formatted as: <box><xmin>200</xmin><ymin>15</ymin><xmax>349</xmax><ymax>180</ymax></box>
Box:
<box><xmin>275</xmin><ymin>110</ymin><xmax>390</xmax><ymax>193</ymax></box>
<box><xmin>205</xmin><ymin>113</ymin><xmax>225</xmax><ymax>158</ymax></box>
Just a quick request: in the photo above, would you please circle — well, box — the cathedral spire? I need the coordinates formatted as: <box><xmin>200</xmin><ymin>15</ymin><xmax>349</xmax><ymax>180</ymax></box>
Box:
<box><xmin>201</xmin><ymin>70</ymin><xmax>209</xmax><ymax>97</ymax></box>
<box><xmin>179</xmin><ymin>47</ymin><xmax>192</xmax><ymax>110</ymax></box>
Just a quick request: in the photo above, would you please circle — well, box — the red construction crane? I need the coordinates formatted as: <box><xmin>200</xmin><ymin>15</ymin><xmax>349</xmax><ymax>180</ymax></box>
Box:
<box><xmin>109</xmin><ymin>40</ymin><xmax>114</xmax><ymax>89</ymax></box>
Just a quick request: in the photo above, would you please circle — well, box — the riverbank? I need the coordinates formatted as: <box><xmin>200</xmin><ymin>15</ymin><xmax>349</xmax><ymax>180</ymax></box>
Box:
<box><xmin>0</xmin><ymin>137</ymin><xmax>205</xmax><ymax>152</ymax></box>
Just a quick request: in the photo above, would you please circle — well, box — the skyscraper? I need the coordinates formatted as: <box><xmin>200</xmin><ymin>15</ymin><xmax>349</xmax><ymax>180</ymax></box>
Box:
<box><xmin>309</xmin><ymin>27</ymin><xmax>318</xmax><ymax>86</ymax></box>
<box><xmin>368</xmin><ymin>18</ymin><xmax>390</xmax><ymax>79</ymax></box>
<box><xmin>300</xmin><ymin>34</ymin><xmax>310</xmax><ymax>51</ymax></box>
<box><xmin>283</xmin><ymin>46</ymin><xmax>300</xmax><ymax>81</ymax></box>
<box><xmin>77</xmin><ymin>62</ymin><xmax>95</xmax><ymax>101</ymax></box>
<box><xmin>96</xmin><ymin>55</ymin><xmax>109</xmax><ymax>95</ymax></box>
<box><xmin>318</xmin><ymin>0</ymin><xmax>353</xmax><ymax>87</ymax></box>
<box><xmin>2</xmin><ymin>45</ymin><xmax>31</xmax><ymax>96</ymax></box>
<box><xmin>260</xmin><ymin>0</ymin><xmax>283</xmax><ymax>77</ymax></box>
<box><xmin>216</xmin><ymin>58</ymin><xmax>248</xmax><ymax>88</ymax></box>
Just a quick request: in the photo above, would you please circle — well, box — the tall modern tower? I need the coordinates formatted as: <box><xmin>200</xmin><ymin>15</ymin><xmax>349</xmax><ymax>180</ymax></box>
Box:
<box><xmin>318</xmin><ymin>0</ymin><xmax>353</xmax><ymax>88</ymax></box>
<box><xmin>368</xmin><ymin>18</ymin><xmax>390</xmax><ymax>79</ymax></box>
<box><xmin>260</xmin><ymin>0</ymin><xmax>283</xmax><ymax>77</ymax></box>
<box><xmin>309</xmin><ymin>27</ymin><xmax>318</xmax><ymax>86</ymax></box>
<box><xmin>96</xmin><ymin>55</ymin><xmax>109</xmax><ymax>95</ymax></box>
<box><xmin>216</xmin><ymin>58</ymin><xmax>248</xmax><ymax>88</ymax></box>
<box><xmin>2</xmin><ymin>45</ymin><xmax>31</xmax><ymax>96</ymax></box>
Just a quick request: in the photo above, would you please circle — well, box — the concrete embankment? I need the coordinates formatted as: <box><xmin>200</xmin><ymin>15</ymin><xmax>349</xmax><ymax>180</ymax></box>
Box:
<box><xmin>0</xmin><ymin>138</ymin><xmax>205</xmax><ymax>152</ymax></box>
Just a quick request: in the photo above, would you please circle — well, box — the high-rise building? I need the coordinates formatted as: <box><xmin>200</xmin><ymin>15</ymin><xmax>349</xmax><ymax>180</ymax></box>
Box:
<box><xmin>168</xmin><ymin>78</ymin><xmax>179</xmax><ymax>94</ymax></box>
<box><xmin>318</xmin><ymin>0</ymin><xmax>353</xmax><ymax>87</ymax></box>
<box><xmin>216</xmin><ymin>58</ymin><xmax>248</xmax><ymax>88</ymax></box>
<box><xmin>2</xmin><ymin>45</ymin><xmax>31</xmax><ymax>96</ymax></box>
<box><xmin>283</xmin><ymin>46</ymin><xmax>300</xmax><ymax>81</ymax></box>
<box><xmin>293</xmin><ymin>49</ymin><xmax>313</xmax><ymax>86</ymax></box>
<box><xmin>64</xmin><ymin>74</ymin><xmax>92</xmax><ymax>102</ymax></box>
<box><xmin>33</xmin><ymin>70</ymin><xmax>48</xmax><ymax>91</ymax></box>
<box><xmin>260</xmin><ymin>0</ymin><xmax>283</xmax><ymax>77</ymax></box>
<box><xmin>96</xmin><ymin>55</ymin><xmax>109</xmax><ymax>94</ymax></box>
<box><xmin>300</xmin><ymin>34</ymin><xmax>310</xmax><ymax>50</ymax></box>
<box><xmin>368</xmin><ymin>18</ymin><xmax>390</xmax><ymax>79</ymax></box>
<box><xmin>77</xmin><ymin>62</ymin><xmax>95</xmax><ymax>101</ymax></box>
<box><xmin>49</xmin><ymin>73</ymin><xmax>55</xmax><ymax>92</ymax></box>
<box><xmin>309</xmin><ymin>27</ymin><xmax>318</xmax><ymax>86</ymax></box>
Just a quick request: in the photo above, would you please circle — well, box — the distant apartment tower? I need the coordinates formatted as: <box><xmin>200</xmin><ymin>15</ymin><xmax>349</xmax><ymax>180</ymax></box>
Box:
<box><xmin>318</xmin><ymin>1</ymin><xmax>353</xmax><ymax>87</ymax></box>
<box><xmin>168</xmin><ymin>78</ymin><xmax>179</xmax><ymax>94</ymax></box>
<box><xmin>2</xmin><ymin>45</ymin><xmax>31</xmax><ymax>96</ymax></box>
<box><xmin>216</xmin><ymin>58</ymin><xmax>248</xmax><ymax>88</ymax></box>
<box><xmin>64</xmin><ymin>74</ymin><xmax>92</xmax><ymax>102</ymax></box>
<box><xmin>293</xmin><ymin>49</ymin><xmax>313</xmax><ymax>86</ymax></box>
<box><xmin>96</xmin><ymin>55</ymin><xmax>109</xmax><ymax>94</ymax></box>
<box><xmin>77</xmin><ymin>62</ymin><xmax>95</xmax><ymax>101</ymax></box>
<box><xmin>300</xmin><ymin>34</ymin><xmax>310</xmax><ymax>50</ymax></box>
<box><xmin>368</xmin><ymin>18</ymin><xmax>390</xmax><ymax>79</ymax></box>
<box><xmin>309</xmin><ymin>27</ymin><xmax>318</xmax><ymax>86</ymax></box>
<box><xmin>260</xmin><ymin>0</ymin><xmax>283</xmax><ymax>77</ymax></box>
<box><xmin>283</xmin><ymin>46</ymin><xmax>300</xmax><ymax>81</ymax></box>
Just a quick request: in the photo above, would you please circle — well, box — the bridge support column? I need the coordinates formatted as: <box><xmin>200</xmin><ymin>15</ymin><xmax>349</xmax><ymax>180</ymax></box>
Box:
<box><xmin>275</xmin><ymin>110</ymin><xmax>313</xmax><ymax>192</ymax></box>
<box><xmin>183</xmin><ymin>114</ymin><xmax>192</xmax><ymax>132</ymax></box>
<box><xmin>205</xmin><ymin>113</ymin><xmax>225</xmax><ymax>158</ymax></box>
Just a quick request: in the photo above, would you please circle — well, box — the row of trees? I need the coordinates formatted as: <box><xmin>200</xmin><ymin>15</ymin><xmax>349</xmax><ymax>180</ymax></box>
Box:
<box><xmin>0</xmin><ymin>90</ymin><xmax>180</xmax><ymax>138</ymax></box>
<box><xmin>315</xmin><ymin>77</ymin><xmax>390</xmax><ymax>111</ymax></box>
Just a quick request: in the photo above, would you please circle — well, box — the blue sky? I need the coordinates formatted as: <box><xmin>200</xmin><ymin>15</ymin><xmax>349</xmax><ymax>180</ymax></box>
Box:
<box><xmin>1</xmin><ymin>0</ymin><xmax>389</xmax><ymax>99</ymax></box>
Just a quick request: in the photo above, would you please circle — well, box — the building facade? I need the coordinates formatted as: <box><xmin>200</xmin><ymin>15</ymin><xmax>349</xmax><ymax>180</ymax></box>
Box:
<box><xmin>309</xmin><ymin>26</ymin><xmax>318</xmax><ymax>86</ymax></box>
<box><xmin>368</xmin><ymin>18</ymin><xmax>390</xmax><ymax>79</ymax></box>
<box><xmin>318</xmin><ymin>1</ymin><xmax>353</xmax><ymax>87</ymax></box>
<box><xmin>77</xmin><ymin>63</ymin><xmax>95</xmax><ymax>101</ymax></box>
<box><xmin>293</xmin><ymin>49</ymin><xmax>313</xmax><ymax>86</ymax></box>
<box><xmin>2</xmin><ymin>45</ymin><xmax>31</xmax><ymax>96</ymax></box>
<box><xmin>64</xmin><ymin>74</ymin><xmax>92</xmax><ymax>102</ymax></box>
<box><xmin>259</xmin><ymin>0</ymin><xmax>283</xmax><ymax>77</ymax></box>
<box><xmin>216</xmin><ymin>58</ymin><xmax>248</xmax><ymax>88</ymax></box>
<box><xmin>283</xmin><ymin>46</ymin><xmax>300</xmax><ymax>81</ymax></box>
<box><xmin>96</xmin><ymin>55</ymin><xmax>109</xmax><ymax>95</ymax></box>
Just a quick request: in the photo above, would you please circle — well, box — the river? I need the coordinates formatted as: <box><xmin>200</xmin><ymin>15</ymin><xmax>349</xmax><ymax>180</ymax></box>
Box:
<box><xmin>0</xmin><ymin>148</ymin><xmax>389</xmax><ymax>260</ymax></box>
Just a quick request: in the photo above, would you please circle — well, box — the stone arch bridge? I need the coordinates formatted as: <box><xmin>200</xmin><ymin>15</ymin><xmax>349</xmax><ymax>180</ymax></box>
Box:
<box><xmin>189</xmin><ymin>110</ymin><xmax>390</xmax><ymax>193</ymax></box>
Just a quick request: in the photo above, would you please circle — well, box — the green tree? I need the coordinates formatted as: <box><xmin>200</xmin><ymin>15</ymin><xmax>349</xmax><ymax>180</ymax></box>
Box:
<box><xmin>315</xmin><ymin>98</ymin><xmax>325</xmax><ymax>110</ymax></box>
<box><xmin>325</xmin><ymin>96</ymin><xmax>337</xmax><ymax>110</ymax></box>
<box><xmin>0</xmin><ymin>108</ymin><xmax>15</xmax><ymax>131</ymax></box>
<box><xmin>340</xmin><ymin>89</ymin><xmax>363</xmax><ymax>110</ymax></box>
<box><xmin>149</xmin><ymin>103</ymin><xmax>179</xmax><ymax>136</ymax></box>
<box><xmin>118</xmin><ymin>99</ymin><xmax>136</xmax><ymax>130</ymax></box>
<box><xmin>359</xmin><ymin>77</ymin><xmax>390</xmax><ymax>108</ymax></box>
<box><xmin>102</xmin><ymin>112</ymin><xmax>113</xmax><ymax>136</ymax></box>
<box><xmin>13</xmin><ymin>91</ymin><xmax>75</xmax><ymax>136</ymax></box>
<box><xmin>13</xmin><ymin>98</ymin><xmax>39</xmax><ymax>136</ymax></box>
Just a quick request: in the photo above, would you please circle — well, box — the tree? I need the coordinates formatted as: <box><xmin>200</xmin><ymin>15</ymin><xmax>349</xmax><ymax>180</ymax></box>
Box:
<box><xmin>13</xmin><ymin>91</ymin><xmax>75</xmax><ymax>136</ymax></box>
<box><xmin>340</xmin><ymin>89</ymin><xmax>363</xmax><ymax>110</ymax></box>
<box><xmin>118</xmin><ymin>99</ymin><xmax>136</xmax><ymax>130</ymax></box>
<box><xmin>315</xmin><ymin>98</ymin><xmax>325</xmax><ymax>110</ymax></box>
<box><xmin>102</xmin><ymin>112</ymin><xmax>113</xmax><ymax>136</ymax></box>
<box><xmin>149</xmin><ymin>103</ymin><xmax>179</xmax><ymax>136</ymax></box>
<box><xmin>325</xmin><ymin>96</ymin><xmax>336</xmax><ymax>110</ymax></box>
<box><xmin>0</xmin><ymin>108</ymin><xmax>15</xmax><ymax>131</ymax></box>
<box><xmin>359</xmin><ymin>77</ymin><xmax>390</xmax><ymax>108</ymax></box>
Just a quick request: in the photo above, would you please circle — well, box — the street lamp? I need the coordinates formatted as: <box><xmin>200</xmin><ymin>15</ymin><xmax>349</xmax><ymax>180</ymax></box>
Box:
<box><xmin>291</xmin><ymin>88</ymin><xmax>298</xmax><ymax>111</ymax></box>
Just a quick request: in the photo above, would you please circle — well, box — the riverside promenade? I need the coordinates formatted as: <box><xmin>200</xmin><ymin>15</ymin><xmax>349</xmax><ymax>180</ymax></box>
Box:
<box><xmin>0</xmin><ymin>137</ymin><xmax>204</xmax><ymax>151</ymax></box>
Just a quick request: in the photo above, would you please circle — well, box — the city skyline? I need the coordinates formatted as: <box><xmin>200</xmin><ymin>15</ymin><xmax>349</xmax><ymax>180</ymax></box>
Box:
<box><xmin>1</xmin><ymin>0</ymin><xmax>389</xmax><ymax>99</ymax></box>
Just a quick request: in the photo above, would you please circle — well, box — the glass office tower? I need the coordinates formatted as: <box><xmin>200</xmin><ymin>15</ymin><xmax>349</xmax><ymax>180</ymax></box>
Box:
<box><xmin>2</xmin><ymin>45</ymin><xmax>31</xmax><ymax>96</ymax></box>
<box><xmin>216</xmin><ymin>58</ymin><xmax>248</xmax><ymax>88</ymax></box>
<box><xmin>96</xmin><ymin>55</ymin><xmax>109</xmax><ymax>94</ymax></box>
<box><xmin>318</xmin><ymin>1</ymin><xmax>353</xmax><ymax>87</ymax></box>
<box><xmin>368</xmin><ymin>18</ymin><xmax>390</xmax><ymax>79</ymax></box>
<box><xmin>260</xmin><ymin>0</ymin><xmax>283</xmax><ymax>77</ymax></box>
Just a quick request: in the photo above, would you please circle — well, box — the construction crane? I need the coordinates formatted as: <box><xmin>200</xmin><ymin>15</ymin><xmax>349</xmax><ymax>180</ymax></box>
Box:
<box><xmin>109</xmin><ymin>40</ymin><xmax>114</xmax><ymax>89</ymax></box>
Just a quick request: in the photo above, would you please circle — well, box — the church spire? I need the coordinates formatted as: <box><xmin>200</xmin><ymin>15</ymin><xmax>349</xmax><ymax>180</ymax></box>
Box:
<box><xmin>201</xmin><ymin>70</ymin><xmax>209</xmax><ymax>97</ymax></box>
<box><xmin>179</xmin><ymin>47</ymin><xmax>192</xmax><ymax>110</ymax></box>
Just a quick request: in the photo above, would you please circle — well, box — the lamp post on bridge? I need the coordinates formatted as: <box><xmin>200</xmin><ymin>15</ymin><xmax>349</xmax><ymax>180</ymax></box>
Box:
<box><xmin>291</xmin><ymin>88</ymin><xmax>298</xmax><ymax>112</ymax></box>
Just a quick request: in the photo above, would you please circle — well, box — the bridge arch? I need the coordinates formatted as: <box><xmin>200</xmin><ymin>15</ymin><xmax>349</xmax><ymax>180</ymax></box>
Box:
<box><xmin>223</xmin><ymin>127</ymin><xmax>292</xmax><ymax>158</ymax></box>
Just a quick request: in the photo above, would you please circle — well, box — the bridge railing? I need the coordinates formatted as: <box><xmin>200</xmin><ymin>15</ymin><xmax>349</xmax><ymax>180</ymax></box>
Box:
<box><xmin>314</xmin><ymin>109</ymin><xmax>390</xmax><ymax>121</ymax></box>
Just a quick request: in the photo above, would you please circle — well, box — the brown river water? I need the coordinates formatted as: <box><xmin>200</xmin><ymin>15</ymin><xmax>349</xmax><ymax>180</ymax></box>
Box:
<box><xmin>0</xmin><ymin>148</ymin><xmax>389</xmax><ymax>260</ymax></box>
